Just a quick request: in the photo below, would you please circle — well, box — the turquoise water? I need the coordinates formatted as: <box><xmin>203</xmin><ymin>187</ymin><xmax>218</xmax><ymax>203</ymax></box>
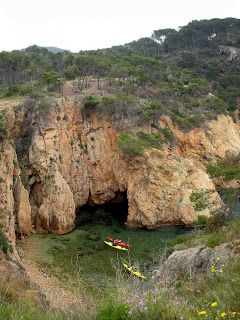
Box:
<box><xmin>18</xmin><ymin>215</ymin><xmax>190</xmax><ymax>295</ymax></box>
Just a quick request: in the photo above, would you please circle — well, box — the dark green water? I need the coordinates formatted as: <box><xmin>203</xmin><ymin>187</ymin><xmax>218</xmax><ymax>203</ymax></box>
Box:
<box><xmin>18</xmin><ymin>214</ymin><xmax>190</xmax><ymax>296</ymax></box>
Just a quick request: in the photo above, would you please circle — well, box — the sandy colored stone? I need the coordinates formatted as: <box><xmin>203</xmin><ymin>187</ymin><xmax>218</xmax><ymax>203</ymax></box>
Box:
<box><xmin>2</xmin><ymin>97</ymin><xmax>240</xmax><ymax>237</ymax></box>
<box><xmin>35</xmin><ymin>171</ymin><xmax>75</xmax><ymax>234</ymax></box>
<box><xmin>13</xmin><ymin>176</ymin><xmax>32</xmax><ymax>238</ymax></box>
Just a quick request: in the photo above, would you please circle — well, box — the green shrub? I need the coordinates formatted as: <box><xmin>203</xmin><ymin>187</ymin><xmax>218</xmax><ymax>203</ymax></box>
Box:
<box><xmin>206</xmin><ymin>236</ymin><xmax>222</xmax><ymax>247</ymax></box>
<box><xmin>190</xmin><ymin>191</ymin><xmax>209</xmax><ymax>211</ymax></box>
<box><xmin>6</xmin><ymin>85</ymin><xmax>20</xmax><ymax>97</ymax></box>
<box><xmin>0</xmin><ymin>230</ymin><xmax>9</xmax><ymax>254</ymax></box>
<box><xmin>0</xmin><ymin>115</ymin><xmax>9</xmax><ymax>140</ymax></box>
<box><xmin>205</xmin><ymin>213</ymin><xmax>225</xmax><ymax>232</ymax></box>
<box><xmin>97</xmin><ymin>298</ymin><xmax>129</xmax><ymax>320</ymax></box>
<box><xmin>207</xmin><ymin>161</ymin><xmax>240</xmax><ymax>181</ymax></box>
<box><xmin>82</xmin><ymin>95</ymin><xmax>100</xmax><ymax>117</ymax></box>
<box><xmin>19</xmin><ymin>83</ymin><xmax>34</xmax><ymax>96</ymax></box>
<box><xmin>158</xmin><ymin>127</ymin><xmax>174</xmax><ymax>142</ymax></box>
<box><xmin>137</xmin><ymin>131</ymin><xmax>164</xmax><ymax>150</ymax></box>
<box><xmin>117</xmin><ymin>131</ymin><xmax>144</xmax><ymax>158</ymax></box>
<box><xmin>165</xmin><ymin>238</ymin><xmax>177</xmax><ymax>247</ymax></box>
<box><xmin>176</xmin><ymin>235</ymin><xmax>186</xmax><ymax>244</ymax></box>
<box><xmin>193</xmin><ymin>215</ymin><xmax>209</xmax><ymax>226</ymax></box>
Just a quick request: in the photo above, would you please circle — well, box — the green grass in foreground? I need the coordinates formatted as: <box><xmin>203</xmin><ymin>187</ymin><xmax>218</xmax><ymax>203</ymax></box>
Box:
<box><xmin>96</xmin><ymin>258</ymin><xmax>240</xmax><ymax>320</ymax></box>
<box><xmin>1</xmin><ymin>258</ymin><xmax>239</xmax><ymax>319</ymax></box>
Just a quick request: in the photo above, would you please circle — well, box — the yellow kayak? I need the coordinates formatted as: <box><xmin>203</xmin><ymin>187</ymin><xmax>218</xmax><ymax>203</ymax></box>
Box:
<box><xmin>104</xmin><ymin>241</ymin><xmax>128</xmax><ymax>251</ymax></box>
<box><xmin>123</xmin><ymin>263</ymin><xmax>147</xmax><ymax>280</ymax></box>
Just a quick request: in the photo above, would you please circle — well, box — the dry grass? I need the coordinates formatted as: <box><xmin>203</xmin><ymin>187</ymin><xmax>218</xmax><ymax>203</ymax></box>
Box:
<box><xmin>0</xmin><ymin>97</ymin><xmax>25</xmax><ymax>111</ymax></box>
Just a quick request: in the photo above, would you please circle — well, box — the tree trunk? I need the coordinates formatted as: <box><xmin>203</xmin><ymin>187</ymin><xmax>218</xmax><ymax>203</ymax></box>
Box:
<box><xmin>80</xmin><ymin>76</ymin><xmax>85</xmax><ymax>91</ymax></box>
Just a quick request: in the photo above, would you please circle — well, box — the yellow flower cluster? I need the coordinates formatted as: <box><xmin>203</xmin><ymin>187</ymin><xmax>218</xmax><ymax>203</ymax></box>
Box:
<box><xmin>211</xmin><ymin>302</ymin><xmax>218</xmax><ymax>307</ymax></box>
<box><xmin>198</xmin><ymin>311</ymin><xmax>207</xmax><ymax>315</ymax></box>
<box><xmin>210</xmin><ymin>257</ymin><xmax>226</xmax><ymax>274</ymax></box>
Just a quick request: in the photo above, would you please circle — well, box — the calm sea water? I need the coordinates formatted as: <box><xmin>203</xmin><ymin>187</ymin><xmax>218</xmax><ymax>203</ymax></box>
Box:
<box><xmin>18</xmin><ymin>214</ymin><xmax>190</xmax><ymax>296</ymax></box>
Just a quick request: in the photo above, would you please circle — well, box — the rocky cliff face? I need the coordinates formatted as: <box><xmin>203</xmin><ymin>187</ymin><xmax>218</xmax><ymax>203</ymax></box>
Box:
<box><xmin>0</xmin><ymin>139</ymin><xmax>31</xmax><ymax>254</ymax></box>
<box><xmin>1</xmin><ymin>97</ymin><xmax>240</xmax><ymax>242</ymax></box>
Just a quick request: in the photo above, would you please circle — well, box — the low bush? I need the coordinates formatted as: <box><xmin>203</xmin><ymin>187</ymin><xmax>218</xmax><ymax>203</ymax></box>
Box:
<box><xmin>0</xmin><ymin>114</ymin><xmax>9</xmax><ymax>140</ymax></box>
<box><xmin>206</xmin><ymin>236</ymin><xmax>222</xmax><ymax>247</ymax></box>
<box><xmin>97</xmin><ymin>298</ymin><xmax>129</xmax><ymax>320</ymax></box>
<box><xmin>205</xmin><ymin>213</ymin><xmax>225</xmax><ymax>232</ymax></box>
<box><xmin>193</xmin><ymin>215</ymin><xmax>209</xmax><ymax>226</ymax></box>
<box><xmin>0</xmin><ymin>230</ymin><xmax>9</xmax><ymax>254</ymax></box>
<box><xmin>117</xmin><ymin>130</ymin><xmax>166</xmax><ymax>158</ymax></box>
<box><xmin>117</xmin><ymin>131</ymin><xmax>144</xmax><ymax>158</ymax></box>
<box><xmin>82</xmin><ymin>95</ymin><xmax>100</xmax><ymax>117</ymax></box>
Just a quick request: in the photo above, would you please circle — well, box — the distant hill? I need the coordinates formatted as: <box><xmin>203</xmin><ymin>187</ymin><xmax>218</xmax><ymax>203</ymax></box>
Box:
<box><xmin>22</xmin><ymin>45</ymin><xmax>70</xmax><ymax>54</ymax></box>
<box><xmin>44</xmin><ymin>46</ymin><xmax>71</xmax><ymax>53</ymax></box>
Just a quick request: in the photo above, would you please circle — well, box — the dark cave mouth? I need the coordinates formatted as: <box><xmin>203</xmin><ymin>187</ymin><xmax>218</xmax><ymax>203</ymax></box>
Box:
<box><xmin>75</xmin><ymin>192</ymin><xmax>128</xmax><ymax>227</ymax></box>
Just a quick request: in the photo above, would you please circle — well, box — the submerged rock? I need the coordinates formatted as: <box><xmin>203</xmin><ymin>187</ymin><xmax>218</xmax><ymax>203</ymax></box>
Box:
<box><xmin>85</xmin><ymin>233</ymin><xmax>101</xmax><ymax>241</ymax></box>
<box><xmin>92</xmin><ymin>243</ymin><xmax>106</xmax><ymax>250</ymax></box>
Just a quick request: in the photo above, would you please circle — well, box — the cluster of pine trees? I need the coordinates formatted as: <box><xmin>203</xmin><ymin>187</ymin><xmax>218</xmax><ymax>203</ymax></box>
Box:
<box><xmin>0</xmin><ymin>18</ymin><xmax>240</xmax><ymax>131</ymax></box>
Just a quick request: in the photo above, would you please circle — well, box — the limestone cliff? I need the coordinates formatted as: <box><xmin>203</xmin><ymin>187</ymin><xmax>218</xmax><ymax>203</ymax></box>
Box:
<box><xmin>0</xmin><ymin>139</ymin><xmax>31</xmax><ymax>255</ymax></box>
<box><xmin>1</xmin><ymin>97</ymin><xmax>240</xmax><ymax>239</ymax></box>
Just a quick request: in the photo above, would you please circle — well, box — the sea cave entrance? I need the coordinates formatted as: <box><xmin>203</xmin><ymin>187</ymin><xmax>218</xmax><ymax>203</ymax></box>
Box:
<box><xmin>75</xmin><ymin>191</ymin><xmax>128</xmax><ymax>228</ymax></box>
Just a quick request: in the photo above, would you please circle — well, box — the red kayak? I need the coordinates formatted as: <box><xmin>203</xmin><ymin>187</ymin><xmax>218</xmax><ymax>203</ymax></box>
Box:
<box><xmin>107</xmin><ymin>237</ymin><xmax>132</xmax><ymax>247</ymax></box>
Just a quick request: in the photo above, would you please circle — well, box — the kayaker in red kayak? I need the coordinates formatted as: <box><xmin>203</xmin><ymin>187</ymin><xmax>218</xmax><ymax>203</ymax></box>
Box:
<box><xmin>107</xmin><ymin>237</ymin><xmax>132</xmax><ymax>247</ymax></box>
<box><xmin>113</xmin><ymin>238</ymin><xmax>121</xmax><ymax>246</ymax></box>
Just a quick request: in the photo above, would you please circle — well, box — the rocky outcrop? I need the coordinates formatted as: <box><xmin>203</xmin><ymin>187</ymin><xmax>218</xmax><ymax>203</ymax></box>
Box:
<box><xmin>0</xmin><ymin>139</ymin><xmax>31</xmax><ymax>254</ymax></box>
<box><xmin>2</xmin><ymin>97</ymin><xmax>240</xmax><ymax>236</ymax></box>
<box><xmin>159</xmin><ymin>241</ymin><xmax>239</xmax><ymax>279</ymax></box>
<box><xmin>126</xmin><ymin>153</ymin><xmax>220</xmax><ymax>228</ymax></box>
<box><xmin>218</xmin><ymin>46</ymin><xmax>240</xmax><ymax>74</ymax></box>
<box><xmin>34</xmin><ymin>170</ymin><xmax>75</xmax><ymax>234</ymax></box>
<box><xmin>219</xmin><ymin>45</ymin><xmax>240</xmax><ymax>62</ymax></box>
<box><xmin>13</xmin><ymin>176</ymin><xmax>32</xmax><ymax>238</ymax></box>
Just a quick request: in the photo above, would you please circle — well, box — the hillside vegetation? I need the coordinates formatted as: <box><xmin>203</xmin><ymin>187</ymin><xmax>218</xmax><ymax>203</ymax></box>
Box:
<box><xmin>0</xmin><ymin>18</ymin><xmax>239</xmax><ymax>133</ymax></box>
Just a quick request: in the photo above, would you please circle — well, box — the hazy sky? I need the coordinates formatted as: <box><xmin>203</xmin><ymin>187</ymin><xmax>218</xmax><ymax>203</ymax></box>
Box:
<box><xmin>1</xmin><ymin>0</ymin><xmax>240</xmax><ymax>52</ymax></box>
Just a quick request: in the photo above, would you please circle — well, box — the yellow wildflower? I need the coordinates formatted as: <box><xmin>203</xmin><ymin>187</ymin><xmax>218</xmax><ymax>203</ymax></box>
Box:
<box><xmin>221</xmin><ymin>312</ymin><xmax>226</xmax><ymax>317</ymax></box>
<box><xmin>222</xmin><ymin>264</ymin><xmax>225</xmax><ymax>267</ymax></box>
<box><xmin>232</xmin><ymin>312</ymin><xmax>236</xmax><ymax>315</ymax></box>
<box><xmin>217</xmin><ymin>258</ymin><xmax>219</xmax><ymax>261</ymax></box>
<box><xmin>211</xmin><ymin>269</ymin><xmax>215</xmax><ymax>273</ymax></box>
<box><xmin>211</xmin><ymin>302</ymin><xmax>218</xmax><ymax>307</ymax></box>
<box><xmin>198</xmin><ymin>311</ymin><xmax>207</xmax><ymax>315</ymax></box>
